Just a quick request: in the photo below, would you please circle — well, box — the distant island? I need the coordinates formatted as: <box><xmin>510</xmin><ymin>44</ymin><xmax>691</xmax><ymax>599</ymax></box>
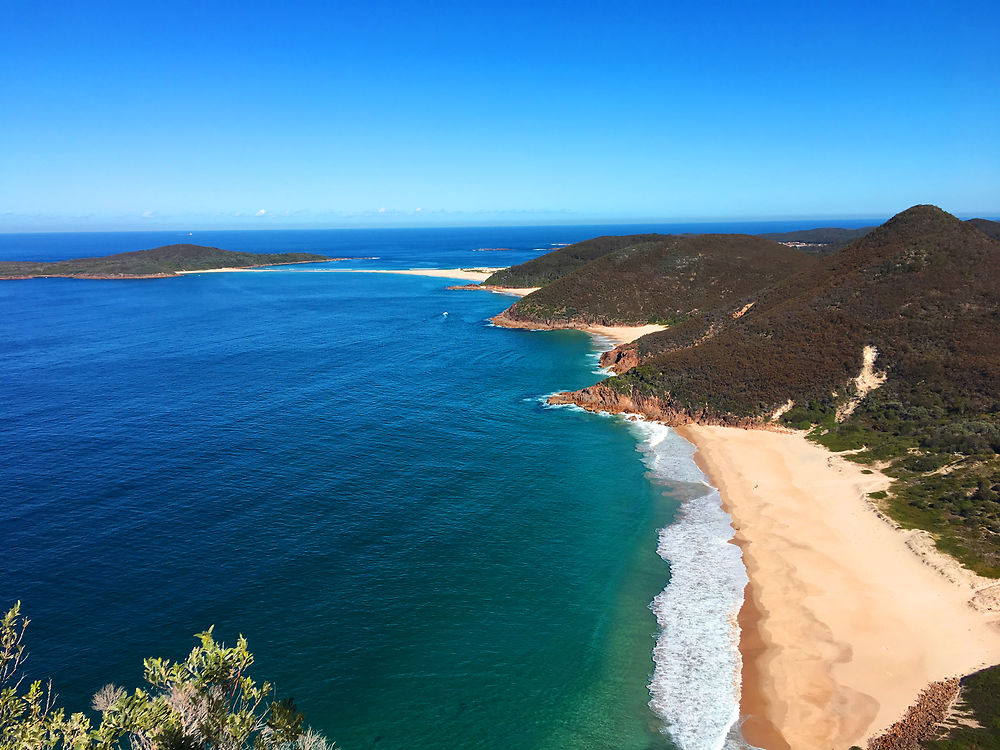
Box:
<box><xmin>0</xmin><ymin>243</ymin><xmax>335</xmax><ymax>280</ymax></box>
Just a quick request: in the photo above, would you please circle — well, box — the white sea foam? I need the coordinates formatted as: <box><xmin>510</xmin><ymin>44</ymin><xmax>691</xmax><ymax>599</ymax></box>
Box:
<box><xmin>533</xmin><ymin>391</ymin><xmax>572</xmax><ymax>409</ymax></box>
<box><xmin>627</xmin><ymin>419</ymin><xmax>750</xmax><ymax>750</ymax></box>
<box><xmin>585</xmin><ymin>348</ymin><xmax>614</xmax><ymax>375</ymax></box>
<box><xmin>532</xmin><ymin>391</ymin><xmax>617</xmax><ymax>413</ymax></box>
<box><xmin>527</xmin><ymin>393</ymin><xmax>750</xmax><ymax>746</ymax></box>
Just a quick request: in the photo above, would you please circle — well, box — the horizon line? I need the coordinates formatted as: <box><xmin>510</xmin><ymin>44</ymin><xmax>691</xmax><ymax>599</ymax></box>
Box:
<box><xmin>3</xmin><ymin>211</ymin><xmax>998</xmax><ymax>235</ymax></box>
<box><xmin>2</xmin><ymin>205</ymin><xmax>998</xmax><ymax>235</ymax></box>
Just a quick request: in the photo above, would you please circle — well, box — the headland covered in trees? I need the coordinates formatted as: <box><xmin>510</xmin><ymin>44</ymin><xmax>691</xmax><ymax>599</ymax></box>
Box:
<box><xmin>0</xmin><ymin>243</ymin><xmax>334</xmax><ymax>279</ymax></box>
<box><xmin>479</xmin><ymin>207</ymin><xmax>1000</xmax><ymax>748</ymax></box>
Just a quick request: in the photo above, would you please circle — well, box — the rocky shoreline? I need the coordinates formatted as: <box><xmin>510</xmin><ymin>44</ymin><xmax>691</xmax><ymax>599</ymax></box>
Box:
<box><xmin>546</xmin><ymin>382</ymin><xmax>789</xmax><ymax>431</ymax></box>
<box><xmin>866</xmin><ymin>678</ymin><xmax>961</xmax><ymax>749</ymax></box>
<box><xmin>598</xmin><ymin>342</ymin><xmax>640</xmax><ymax>373</ymax></box>
<box><xmin>489</xmin><ymin>310</ymin><xmax>609</xmax><ymax>332</ymax></box>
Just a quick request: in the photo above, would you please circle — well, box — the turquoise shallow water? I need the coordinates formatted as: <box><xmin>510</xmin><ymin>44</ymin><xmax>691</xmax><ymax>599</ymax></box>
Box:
<box><xmin>0</xmin><ymin>229</ymin><xmax>688</xmax><ymax>749</ymax></box>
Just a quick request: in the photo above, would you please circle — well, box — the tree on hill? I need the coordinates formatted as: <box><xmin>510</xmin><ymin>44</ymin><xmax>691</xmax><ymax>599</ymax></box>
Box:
<box><xmin>0</xmin><ymin>602</ymin><xmax>331</xmax><ymax>749</ymax></box>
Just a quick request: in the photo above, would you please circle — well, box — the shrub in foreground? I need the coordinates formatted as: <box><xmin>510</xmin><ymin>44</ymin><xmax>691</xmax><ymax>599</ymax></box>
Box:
<box><xmin>0</xmin><ymin>602</ymin><xmax>332</xmax><ymax>749</ymax></box>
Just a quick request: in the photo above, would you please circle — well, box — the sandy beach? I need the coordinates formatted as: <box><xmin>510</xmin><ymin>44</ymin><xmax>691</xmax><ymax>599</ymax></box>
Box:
<box><xmin>351</xmin><ymin>268</ymin><xmax>504</xmax><ymax>281</ymax></box>
<box><xmin>489</xmin><ymin>314</ymin><xmax>668</xmax><ymax>345</ymax></box>
<box><xmin>585</xmin><ymin>324</ymin><xmax>667</xmax><ymax>345</ymax></box>
<box><xmin>676</xmin><ymin>425</ymin><xmax>1000</xmax><ymax>749</ymax></box>
<box><xmin>177</xmin><ymin>266</ymin><xmax>505</xmax><ymax>281</ymax></box>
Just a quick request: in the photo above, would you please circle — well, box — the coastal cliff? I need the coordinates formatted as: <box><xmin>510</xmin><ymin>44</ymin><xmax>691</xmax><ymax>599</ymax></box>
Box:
<box><xmin>547</xmin><ymin>382</ymin><xmax>777</xmax><ymax>429</ymax></box>
<box><xmin>489</xmin><ymin>309</ymin><xmax>622</xmax><ymax>333</ymax></box>
<box><xmin>598</xmin><ymin>343</ymin><xmax>639</xmax><ymax>373</ymax></box>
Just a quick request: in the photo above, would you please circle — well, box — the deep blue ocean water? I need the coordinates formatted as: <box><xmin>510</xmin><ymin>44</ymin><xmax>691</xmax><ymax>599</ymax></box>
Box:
<box><xmin>0</xmin><ymin>223</ymin><xmax>838</xmax><ymax>748</ymax></box>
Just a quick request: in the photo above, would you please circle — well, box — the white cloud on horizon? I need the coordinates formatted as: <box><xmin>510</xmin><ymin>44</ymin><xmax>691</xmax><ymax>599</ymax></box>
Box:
<box><xmin>255</xmin><ymin>209</ymin><xmax>267</xmax><ymax>216</ymax></box>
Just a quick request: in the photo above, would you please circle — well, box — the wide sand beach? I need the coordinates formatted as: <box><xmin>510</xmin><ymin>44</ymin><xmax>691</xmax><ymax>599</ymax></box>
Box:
<box><xmin>677</xmin><ymin>425</ymin><xmax>1000</xmax><ymax>749</ymax></box>
<box><xmin>177</xmin><ymin>266</ymin><xmax>506</xmax><ymax>281</ymax></box>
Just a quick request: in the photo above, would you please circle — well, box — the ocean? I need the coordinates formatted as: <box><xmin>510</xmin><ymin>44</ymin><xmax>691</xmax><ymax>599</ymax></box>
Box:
<box><xmin>0</xmin><ymin>222</ymin><xmax>830</xmax><ymax>749</ymax></box>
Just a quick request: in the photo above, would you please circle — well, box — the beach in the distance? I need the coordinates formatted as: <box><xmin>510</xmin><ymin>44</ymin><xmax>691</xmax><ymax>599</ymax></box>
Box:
<box><xmin>678</xmin><ymin>425</ymin><xmax>1000</xmax><ymax>748</ymax></box>
<box><xmin>177</xmin><ymin>266</ymin><xmax>505</xmax><ymax>281</ymax></box>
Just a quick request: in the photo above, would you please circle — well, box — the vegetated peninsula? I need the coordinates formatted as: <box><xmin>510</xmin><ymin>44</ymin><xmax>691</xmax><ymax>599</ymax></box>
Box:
<box><xmin>0</xmin><ymin>243</ymin><xmax>332</xmax><ymax>280</ymax></box>
<box><xmin>488</xmin><ymin>234</ymin><xmax>816</xmax><ymax>337</ymax></box>
<box><xmin>486</xmin><ymin>205</ymin><xmax>1000</xmax><ymax>747</ymax></box>
<box><xmin>550</xmin><ymin>206</ymin><xmax>1000</xmax><ymax>573</ymax></box>
<box><xmin>484</xmin><ymin>234</ymin><xmax>671</xmax><ymax>288</ymax></box>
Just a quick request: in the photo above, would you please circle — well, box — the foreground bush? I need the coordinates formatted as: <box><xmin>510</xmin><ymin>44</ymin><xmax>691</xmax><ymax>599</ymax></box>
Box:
<box><xmin>0</xmin><ymin>602</ymin><xmax>331</xmax><ymax>749</ymax></box>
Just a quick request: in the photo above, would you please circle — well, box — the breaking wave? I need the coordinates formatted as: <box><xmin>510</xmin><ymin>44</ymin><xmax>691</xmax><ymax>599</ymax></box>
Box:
<box><xmin>627</xmin><ymin>420</ymin><xmax>750</xmax><ymax>750</ymax></box>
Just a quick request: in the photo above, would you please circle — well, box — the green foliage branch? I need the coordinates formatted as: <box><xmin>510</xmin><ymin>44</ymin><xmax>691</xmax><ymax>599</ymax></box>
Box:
<box><xmin>0</xmin><ymin>603</ymin><xmax>331</xmax><ymax>750</ymax></box>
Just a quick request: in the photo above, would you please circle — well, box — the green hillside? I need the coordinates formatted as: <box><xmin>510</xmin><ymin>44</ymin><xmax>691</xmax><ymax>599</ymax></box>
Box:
<box><xmin>0</xmin><ymin>244</ymin><xmax>331</xmax><ymax>279</ymax></box>
<box><xmin>483</xmin><ymin>234</ymin><xmax>667</xmax><ymax>288</ymax></box>
<box><xmin>486</xmin><ymin>220</ymin><xmax>997</xmax><ymax>292</ymax></box>
<box><xmin>561</xmin><ymin>206</ymin><xmax>1000</xmax><ymax>573</ymax></box>
<box><xmin>498</xmin><ymin>234</ymin><xmax>815</xmax><ymax>326</ymax></box>
<box><xmin>968</xmin><ymin>217</ymin><xmax>1000</xmax><ymax>241</ymax></box>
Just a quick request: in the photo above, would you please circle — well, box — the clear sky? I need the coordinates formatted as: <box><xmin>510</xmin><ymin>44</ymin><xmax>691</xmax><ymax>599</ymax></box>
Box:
<box><xmin>2</xmin><ymin>0</ymin><xmax>998</xmax><ymax>231</ymax></box>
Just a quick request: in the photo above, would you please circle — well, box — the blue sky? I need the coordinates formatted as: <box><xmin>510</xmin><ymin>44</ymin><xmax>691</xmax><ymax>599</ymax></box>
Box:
<box><xmin>1</xmin><ymin>0</ymin><xmax>997</xmax><ymax>230</ymax></box>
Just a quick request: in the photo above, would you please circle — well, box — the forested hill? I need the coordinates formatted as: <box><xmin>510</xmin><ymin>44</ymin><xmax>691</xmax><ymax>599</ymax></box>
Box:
<box><xmin>495</xmin><ymin>234</ymin><xmax>815</xmax><ymax>327</ymax></box>
<box><xmin>483</xmin><ymin>234</ymin><xmax>667</xmax><ymax>288</ymax></box>
<box><xmin>0</xmin><ymin>244</ymin><xmax>331</xmax><ymax>279</ymax></box>
<box><xmin>757</xmin><ymin>225</ymin><xmax>875</xmax><ymax>252</ymax></box>
<box><xmin>554</xmin><ymin>205</ymin><xmax>1000</xmax><ymax>574</ymax></box>
<box><xmin>968</xmin><ymin>218</ymin><xmax>1000</xmax><ymax>241</ymax></box>
<box><xmin>608</xmin><ymin>204</ymin><xmax>1000</xmax><ymax>417</ymax></box>
<box><xmin>758</xmin><ymin>217</ymin><xmax>1000</xmax><ymax>252</ymax></box>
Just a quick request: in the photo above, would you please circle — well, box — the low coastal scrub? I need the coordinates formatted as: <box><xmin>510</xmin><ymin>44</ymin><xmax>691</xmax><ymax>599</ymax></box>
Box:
<box><xmin>0</xmin><ymin>602</ymin><xmax>331</xmax><ymax>750</ymax></box>
<box><xmin>483</xmin><ymin>234</ymin><xmax>667</xmax><ymax>288</ymax></box>
<box><xmin>497</xmin><ymin>234</ymin><xmax>815</xmax><ymax>327</ymax></box>
<box><xmin>793</xmin><ymin>396</ymin><xmax>1000</xmax><ymax>576</ymax></box>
